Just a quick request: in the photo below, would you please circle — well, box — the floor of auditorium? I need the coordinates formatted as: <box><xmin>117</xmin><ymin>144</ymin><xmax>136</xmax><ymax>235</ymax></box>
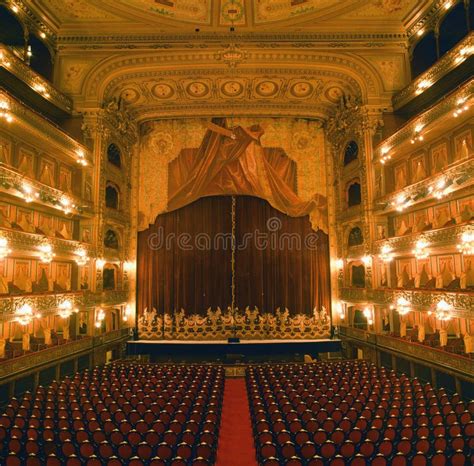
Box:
<box><xmin>0</xmin><ymin>360</ymin><xmax>471</xmax><ymax>466</ymax></box>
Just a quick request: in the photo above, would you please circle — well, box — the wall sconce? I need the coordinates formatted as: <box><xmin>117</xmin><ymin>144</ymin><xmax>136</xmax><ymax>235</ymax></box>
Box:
<box><xmin>335</xmin><ymin>301</ymin><xmax>345</xmax><ymax>320</ymax></box>
<box><xmin>363</xmin><ymin>306</ymin><xmax>374</xmax><ymax>326</ymax></box>
<box><xmin>0</xmin><ymin>94</ymin><xmax>13</xmax><ymax>122</ymax></box>
<box><xmin>413</xmin><ymin>239</ymin><xmax>429</xmax><ymax>259</ymax></box>
<box><xmin>392</xmin><ymin>194</ymin><xmax>410</xmax><ymax>212</ymax></box>
<box><xmin>379</xmin><ymin>244</ymin><xmax>394</xmax><ymax>262</ymax></box>
<box><xmin>123</xmin><ymin>261</ymin><xmax>136</xmax><ymax>273</ymax></box>
<box><xmin>416</xmin><ymin>80</ymin><xmax>432</xmax><ymax>95</ymax></box>
<box><xmin>96</xmin><ymin>258</ymin><xmax>105</xmax><ymax>269</ymax></box>
<box><xmin>428</xmin><ymin>177</ymin><xmax>452</xmax><ymax>199</ymax></box>
<box><xmin>60</xmin><ymin>196</ymin><xmax>74</xmax><ymax>215</ymax></box>
<box><xmin>453</xmin><ymin>98</ymin><xmax>469</xmax><ymax>117</ymax></box>
<box><xmin>22</xmin><ymin>183</ymin><xmax>38</xmax><ymax>203</ymax></box>
<box><xmin>32</xmin><ymin>82</ymin><xmax>50</xmax><ymax>98</ymax></box>
<box><xmin>38</xmin><ymin>243</ymin><xmax>54</xmax><ymax>263</ymax></box>
<box><xmin>435</xmin><ymin>299</ymin><xmax>453</xmax><ymax>321</ymax></box>
<box><xmin>75</xmin><ymin>149</ymin><xmax>88</xmax><ymax>166</ymax></box>
<box><xmin>123</xmin><ymin>304</ymin><xmax>133</xmax><ymax>322</ymax></box>
<box><xmin>95</xmin><ymin>308</ymin><xmax>105</xmax><ymax>328</ymax></box>
<box><xmin>380</xmin><ymin>146</ymin><xmax>391</xmax><ymax>164</ymax></box>
<box><xmin>75</xmin><ymin>249</ymin><xmax>89</xmax><ymax>266</ymax></box>
<box><xmin>334</xmin><ymin>258</ymin><xmax>344</xmax><ymax>270</ymax></box>
<box><xmin>15</xmin><ymin>303</ymin><xmax>40</xmax><ymax>326</ymax></box>
<box><xmin>58</xmin><ymin>299</ymin><xmax>74</xmax><ymax>319</ymax></box>
<box><xmin>395</xmin><ymin>297</ymin><xmax>411</xmax><ymax>316</ymax></box>
<box><xmin>457</xmin><ymin>230</ymin><xmax>474</xmax><ymax>256</ymax></box>
<box><xmin>361</xmin><ymin>255</ymin><xmax>372</xmax><ymax>266</ymax></box>
<box><xmin>0</xmin><ymin>237</ymin><xmax>12</xmax><ymax>260</ymax></box>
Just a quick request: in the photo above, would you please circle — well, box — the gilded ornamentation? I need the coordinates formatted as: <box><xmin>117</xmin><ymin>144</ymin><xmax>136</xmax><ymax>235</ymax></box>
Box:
<box><xmin>138</xmin><ymin>306</ymin><xmax>331</xmax><ymax>341</ymax></box>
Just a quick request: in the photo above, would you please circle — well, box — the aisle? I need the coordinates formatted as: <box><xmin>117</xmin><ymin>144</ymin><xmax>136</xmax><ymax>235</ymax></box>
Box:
<box><xmin>215</xmin><ymin>378</ymin><xmax>258</xmax><ymax>466</ymax></box>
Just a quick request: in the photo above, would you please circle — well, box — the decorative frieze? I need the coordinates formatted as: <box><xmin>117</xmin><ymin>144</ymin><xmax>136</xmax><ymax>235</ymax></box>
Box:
<box><xmin>340</xmin><ymin>287</ymin><xmax>473</xmax><ymax>316</ymax></box>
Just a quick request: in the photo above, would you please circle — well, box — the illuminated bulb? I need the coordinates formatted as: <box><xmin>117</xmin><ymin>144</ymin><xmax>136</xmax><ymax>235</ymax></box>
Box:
<box><xmin>11</xmin><ymin>4</ymin><xmax>19</xmax><ymax>13</ymax></box>
<box><xmin>124</xmin><ymin>261</ymin><xmax>135</xmax><ymax>272</ymax></box>
<box><xmin>334</xmin><ymin>258</ymin><xmax>344</xmax><ymax>270</ymax></box>
<box><xmin>417</xmin><ymin>29</ymin><xmax>424</xmax><ymax>37</ymax></box>
<box><xmin>396</xmin><ymin>297</ymin><xmax>411</xmax><ymax>316</ymax></box>
<box><xmin>40</xmin><ymin>32</ymin><xmax>46</xmax><ymax>39</ymax></box>
<box><xmin>413</xmin><ymin>239</ymin><xmax>429</xmax><ymax>259</ymax></box>
<box><xmin>39</xmin><ymin>243</ymin><xmax>55</xmax><ymax>263</ymax></box>
<box><xmin>22</xmin><ymin>184</ymin><xmax>37</xmax><ymax>203</ymax></box>
<box><xmin>362</xmin><ymin>255</ymin><xmax>372</xmax><ymax>266</ymax></box>
<box><xmin>444</xmin><ymin>1</ymin><xmax>452</xmax><ymax>9</ymax></box>
<box><xmin>58</xmin><ymin>300</ymin><xmax>73</xmax><ymax>319</ymax></box>
<box><xmin>457</xmin><ymin>230</ymin><xmax>474</xmax><ymax>255</ymax></box>
<box><xmin>15</xmin><ymin>304</ymin><xmax>36</xmax><ymax>325</ymax></box>
<box><xmin>435</xmin><ymin>299</ymin><xmax>453</xmax><ymax>321</ymax></box>
<box><xmin>96</xmin><ymin>258</ymin><xmax>105</xmax><ymax>269</ymax></box>
<box><xmin>392</xmin><ymin>194</ymin><xmax>410</xmax><ymax>212</ymax></box>
<box><xmin>60</xmin><ymin>197</ymin><xmax>73</xmax><ymax>214</ymax></box>
<box><xmin>379</xmin><ymin>244</ymin><xmax>394</xmax><ymax>262</ymax></box>
<box><xmin>0</xmin><ymin>237</ymin><xmax>12</xmax><ymax>260</ymax></box>
<box><xmin>75</xmin><ymin>249</ymin><xmax>89</xmax><ymax>266</ymax></box>
<box><xmin>26</xmin><ymin>46</ymin><xmax>32</xmax><ymax>57</ymax></box>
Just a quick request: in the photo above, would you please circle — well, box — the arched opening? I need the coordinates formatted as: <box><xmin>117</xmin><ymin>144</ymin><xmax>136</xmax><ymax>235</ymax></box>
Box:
<box><xmin>347</xmin><ymin>182</ymin><xmax>362</xmax><ymax>207</ymax></box>
<box><xmin>439</xmin><ymin>3</ymin><xmax>468</xmax><ymax>56</ymax></box>
<box><xmin>107</xmin><ymin>143</ymin><xmax>122</xmax><ymax>168</ymax></box>
<box><xmin>343</xmin><ymin>141</ymin><xmax>359</xmax><ymax>166</ymax></box>
<box><xmin>29</xmin><ymin>34</ymin><xmax>53</xmax><ymax>81</ymax></box>
<box><xmin>104</xmin><ymin>229</ymin><xmax>119</xmax><ymax>249</ymax></box>
<box><xmin>470</xmin><ymin>0</ymin><xmax>474</xmax><ymax>30</ymax></box>
<box><xmin>0</xmin><ymin>6</ymin><xmax>25</xmax><ymax>50</ymax></box>
<box><xmin>351</xmin><ymin>264</ymin><xmax>365</xmax><ymax>288</ymax></box>
<box><xmin>105</xmin><ymin>184</ymin><xmax>119</xmax><ymax>209</ymax></box>
<box><xmin>411</xmin><ymin>32</ymin><xmax>437</xmax><ymax>78</ymax></box>
<box><xmin>348</xmin><ymin>227</ymin><xmax>363</xmax><ymax>247</ymax></box>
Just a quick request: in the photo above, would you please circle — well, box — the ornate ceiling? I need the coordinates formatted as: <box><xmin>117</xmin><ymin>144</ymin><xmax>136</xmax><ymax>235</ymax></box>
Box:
<box><xmin>29</xmin><ymin>0</ymin><xmax>429</xmax><ymax>34</ymax></box>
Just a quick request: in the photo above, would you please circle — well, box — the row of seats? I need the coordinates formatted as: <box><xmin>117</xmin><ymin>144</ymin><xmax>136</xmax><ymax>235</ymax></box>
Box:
<box><xmin>246</xmin><ymin>361</ymin><xmax>473</xmax><ymax>466</ymax></box>
<box><xmin>0</xmin><ymin>363</ymin><xmax>225</xmax><ymax>465</ymax></box>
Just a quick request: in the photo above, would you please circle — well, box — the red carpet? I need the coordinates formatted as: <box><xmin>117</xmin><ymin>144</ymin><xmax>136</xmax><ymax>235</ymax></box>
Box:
<box><xmin>216</xmin><ymin>378</ymin><xmax>258</xmax><ymax>466</ymax></box>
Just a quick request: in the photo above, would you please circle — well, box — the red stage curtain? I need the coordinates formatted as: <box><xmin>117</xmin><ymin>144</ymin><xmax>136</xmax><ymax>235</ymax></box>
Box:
<box><xmin>137</xmin><ymin>195</ymin><xmax>330</xmax><ymax>317</ymax></box>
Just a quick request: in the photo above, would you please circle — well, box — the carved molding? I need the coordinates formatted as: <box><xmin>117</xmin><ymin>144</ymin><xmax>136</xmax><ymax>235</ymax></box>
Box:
<box><xmin>340</xmin><ymin>287</ymin><xmax>473</xmax><ymax>316</ymax></box>
<box><xmin>138</xmin><ymin>307</ymin><xmax>331</xmax><ymax>341</ymax></box>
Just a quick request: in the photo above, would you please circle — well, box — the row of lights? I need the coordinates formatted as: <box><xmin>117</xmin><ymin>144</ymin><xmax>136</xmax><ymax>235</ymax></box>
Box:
<box><xmin>0</xmin><ymin>94</ymin><xmax>13</xmax><ymax>123</ymax></box>
<box><xmin>9</xmin><ymin>2</ymin><xmax>47</xmax><ymax>39</ymax></box>
<box><xmin>19</xmin><ymin>182</ymin><xmax>77</xmax><ymax>215</ymax></box>
<box><xmin>14</xmin><ymin>299</ymin><xmax>78</xmax><ymax>326</ymax></box>
<box><xmin>392</xmin><ymin>297</ymin><xmax>454</xmax><ymax>321</ymax></box>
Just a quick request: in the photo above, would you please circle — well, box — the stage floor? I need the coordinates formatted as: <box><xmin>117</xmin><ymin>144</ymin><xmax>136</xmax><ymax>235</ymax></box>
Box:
<box><xmin>127</xmin><ymin>338</ymin><xmax>342</xmax><ymax>363</ymax></box>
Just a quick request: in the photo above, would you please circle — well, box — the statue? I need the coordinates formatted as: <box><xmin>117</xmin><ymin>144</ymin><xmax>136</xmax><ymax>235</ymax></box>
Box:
<box><xmin>439</xmin><ymin>328</ymin><xmax>448</xmax><ymax>347</ymax></box>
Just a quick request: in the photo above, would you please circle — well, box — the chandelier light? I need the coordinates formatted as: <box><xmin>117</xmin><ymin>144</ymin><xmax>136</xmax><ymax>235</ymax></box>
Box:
<box><xmin>457</xmin><ymin>230</ymin><xmax>474</xmax><ymax>256</ymax></box>
<box><xmin>95</xmin><ymin>308</ymin><xmax>105</xmax><ymax>328</ymax></box>
<box><xmin>0</xmin><ymin>237</ymin><xmax>12</xmax><ymax>260</ymax></box>
<box><xmin>15</xmin><ymin>303</ymin><xmax>40</xmax><ymax>326</ymax></box>
<box><xmin>0</xmin><ymin>93</ymin><xmax>13</xmax><ymax>122</ymax></box>
<box><xmin>75</xmin><ymin>249</ymin><xmax>89</xmax><ymax>266</ymax></box>
<box><xmin>379</xmin><ymin>244</ymin><xmax>394</xmax><ymax>262</ymax></box>
<box><xmin>75</xmin><ymin>149</ymin><xmax>88</xmax><ymax>166</ymax></box>
<box><xmin>58</xmin><ymin>300</ymin><xmax>74</xmax><ymax>319</ymax></box>
<box><xmin>123</xmin><ymin>304</ymin><xmax>133</xmax><ymax>322</ymax></box>
<box><xmin>361</xmin><ymin>255</ymin><xmax>372</xmax><ymax>266</ymax></box>
<box><xmin>435</xmin><ymin>299</ymin><xmax>453</xmax><ymax>321</ymax></box>
<box><xmin>363</xmin><ymin>306</ymin><xmax>374</xmax><ymax>326</ymax></box>
<box><xmin>395</xmin><ymin>297</ymin><xmax>411</xmax><ymax>316</ymax></box>
<box><xmin>22</xmin><ymin>183</ymin><xmax>37</xmax><ymax>203</ymax></box>
<box><xmin>39</xmin><ymin>243</ymin><xmax>54</xmax><ymax>263</ymax></box>
<box><xmin>413</xmin><ymin>239</ymin><xmax>429</xmax><ymax>259</ymax></box>
<box><xmin>392</xmin><ymin>194</ymin><xmax>410</xmax><ymax>212</ymax></box>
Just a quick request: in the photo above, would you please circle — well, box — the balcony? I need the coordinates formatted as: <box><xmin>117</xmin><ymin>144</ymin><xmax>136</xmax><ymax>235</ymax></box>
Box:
<box><xmin>340</xmin><ymin>327</ymin><xmax>473</xmax><ymax>377</ymax></box>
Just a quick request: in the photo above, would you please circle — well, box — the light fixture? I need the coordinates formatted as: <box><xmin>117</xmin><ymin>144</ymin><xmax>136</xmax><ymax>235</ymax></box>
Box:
<box><xmin>334</xmin><ymin>258</ymin><xmax>344</xmax><ymax>270</ymax></box>
<box><xmin>123</xmin><ymin>261</ymin><xmax>135</xmax><ymax>273</ymax></box>
<box><xmin>455</xmin><ymin>45</ymin><xmax>474</xmax><ymax>64</ymax></box>
<box><xmin>75</xmin><ymin>249</ymin><xmax>89</xmax><ymax>266</ymax></box>
<box><xmin>38</xmin><ymin>243</ymin><xmax>54</xmax><ymax>263</ymax></box>
<box><xmin>32</xmin><ymin>81</ymin><xmax>50</xmax><ymax>98</ymax></box>
<box><xmin>22</xmin><ymin>183</ymin><xmax>37</xmax><ymax>203</ymax></box>
<box><xmin>453</xmin><ymin>97</ymin><xmax>469</xmax><ymax>117</ymax></box>
<box><xmin>11</xmin><ymin>4</ymin><xmax>19</xmax><ymax>13</ymax></box>
<box><xmin>379</xmin><ymin>244</ymin><xmax>394</xmax><ymax>262</ymax></box>
<box><xmin>395</xmin><ymin>297</ymin><xmax>411</xmax><ymax>316</ymax></box>
<box><xmin>39</xmin><ymin>32</ymin><xmax>46</xmax><ymax>39</ymax></box>
<box><xmin>60</xmin><ymin>196</ymin><xmax>74</xmax><ymax>215</ymax></box>
<box><xmin>380</xmin><ymin>146</ymin><xmax>391</xmax><ymax>164</ymax></box>
<box><xmin>362</xmin><ymin>255</ymin><xmax>372</xmax><ymax>266</ymax></box>
<box><xmin>392</xmin><ymin>194</ymin><xmax>410</xmax><ymax>212</ymax></box>
<box><xmin>428</xmin><ymin>177</ymin><xmax>452</xmax><ymax>200</ymax></box>
<box><xmin>15</xmin><ymin>303</ymin><xmax>40</xmax><ymax>326</ymax></box>
<box><xmin>444</xmin><ymin>1</ymin><xmax>452</xmax><ymax>9</ymax></box>
<box><xmin>0</xmin><ymin>237</ymin><xmax>12</xmax><ymax>260</ymax></box>
<box><xmin>413</xmin><ymin>239</ymin><xmax>429</xmax><ymax>259</ymax></box>
<box><xmin>336</xmin><ymin>301</ymin><xmax>345</xmax><ymax>319</ymax></box>
<box><xmin>75</xmin><ymin>149</ymin><xmax>88</xmax><ymax>166</ymax></box>
<box><xmin>58</xmin><ymin>300</ymin><xmax>73</xmax><ymax>319</ymax></box>
<box><xmin>363</xmin><ymin>306</ymin><xmax>374</xmax><ymax>326</ymax></box>
<box><xmin>416</xmin><ymin>28</ymin><xmax>424</xmax><ymax>37</ymax></box>
<box><xmin>416</xmin><ymin>79</ymin><xmax>432</xmax><ymax>95</ymax></box>
<box><xmin>435</xmin><ymin>299</ymin><xmax>453</xmax><ymax>321</ymax></box>
<box><xmin>95</xmin><ymin>308</ymin><xmax>105</xmax><ymax>328</ymax></box>
<box><xmin>0</xmin><ymin>94</ymin><xmax>13</xmax><ymax>122</ymax></box>
<box><xmin>457</xmin><ymin>229</ymin><xmax>474</xmax><ymax>256</ymax></box>
<box><xmin>96</xmin><ymin>258</ymin><xmax>105</xmax><ymax>269</ymax></box>
<box><xmin>410</xmin><ymin>125</ymin><xmax>424</xmax><ymax>144</ymax></box>
<box><xmin>123</xmin><ymin>304</ymin><xmax>133</xmax><ymax>322</ymax></box>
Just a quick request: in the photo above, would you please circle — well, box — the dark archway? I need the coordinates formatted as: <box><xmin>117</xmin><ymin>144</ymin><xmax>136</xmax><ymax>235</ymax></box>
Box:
<box><xmin>29</xmin><ymin>34</ymin><xmax>53</xmax><ymax>81</ymax></box>
<box><xmin>343</xmin><ymin>141</ymin><xmax>359</xmax><ymax>166</ymax></box>
<box><xmin>348</xmin><ymin>227</ymin><xmax>363</xmax><ymax>247</ymax></box>
<box><xmin>347</xmin><ymin>182</ymin><xmax>362</xmax><ymax>207</ymax></box>
<box><xmin>0</xmin><ymin>6</ymin><xmax>25</xmax><ymax>48</ymax></box>
<box><xmin>104</xmin><ymin>229</ymin><xmax>119</xmax><ymax>249</ymax></box>
<box><xmin>107</xmin><ymin>143</ymin><xmax>122</xmax><ymax>168</ymax></box>
<box><xmin>105</xmin><ymin>184</ymin><xmax>119</xmax><ymax>209</ymax></box>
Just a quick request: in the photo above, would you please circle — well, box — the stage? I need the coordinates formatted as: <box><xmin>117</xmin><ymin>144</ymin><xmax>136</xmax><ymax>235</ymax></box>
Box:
<box><xmin>127</xmin><ymin>339</ymin><xmax>342</xmax><ymax>363</ymax></box>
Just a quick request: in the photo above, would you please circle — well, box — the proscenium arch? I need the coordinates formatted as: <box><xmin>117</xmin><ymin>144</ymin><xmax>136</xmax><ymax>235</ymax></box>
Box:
<box><xmin>79</xmin><ymin>50</ymin><xmax>386</xmax><ymax>113</ymax></box>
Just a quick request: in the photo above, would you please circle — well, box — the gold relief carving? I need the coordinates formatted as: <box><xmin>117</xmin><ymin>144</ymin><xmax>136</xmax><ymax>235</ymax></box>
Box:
<box><xmin>138</xmin><ymin>306</ymin><xmax>331</xmax><ymax>341</ymax></box>
<box><xmin>17</xmin><ymin>149</ymin><xmax>35</xmax><ymax>178</ymax></box>
<box><xmin>0</xmin><ymin>137</ymin><xmax>12</xmax><ymax>166</ymax></box>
